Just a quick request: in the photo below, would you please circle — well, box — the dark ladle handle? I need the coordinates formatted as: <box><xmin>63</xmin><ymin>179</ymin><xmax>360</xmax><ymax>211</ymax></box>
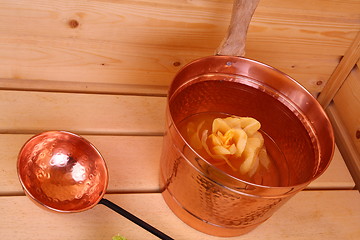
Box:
<box><xmin>99</xmin><ymin>198</ymin><xmax>174</xmax><ymax>240</ymax></box>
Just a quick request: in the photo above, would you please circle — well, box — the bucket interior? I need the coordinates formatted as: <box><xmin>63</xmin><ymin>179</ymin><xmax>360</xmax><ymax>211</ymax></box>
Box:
<box><xmin>168</xmin><ymin>56</ymin><xmax>334</xmax><ymax>188</ymax></box>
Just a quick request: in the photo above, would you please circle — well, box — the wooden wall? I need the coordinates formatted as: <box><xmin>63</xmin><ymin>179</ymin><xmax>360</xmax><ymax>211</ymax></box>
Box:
<box><xmin>0</xmin><ymin>0</ymin><xmax>359</xmax><ymax>183</ymax></box>
<box><xmin>0</xmin><ymin>0</ymin><xmax>359</xmax><ymax>96</ymax></box>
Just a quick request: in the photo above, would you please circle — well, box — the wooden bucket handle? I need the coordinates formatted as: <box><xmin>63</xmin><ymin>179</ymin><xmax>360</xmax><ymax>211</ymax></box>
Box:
<box><xmin>216</xmin><ymin>0</ymin><xmax>260</xmax><ymax>57</ymax></box>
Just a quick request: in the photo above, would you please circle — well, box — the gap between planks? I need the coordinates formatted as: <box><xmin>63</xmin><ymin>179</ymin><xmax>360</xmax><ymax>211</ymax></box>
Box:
<box><xmin>0</xmin><ymin>78</ymin><xmax>168</xmax><ymax>97</ymax></box>
<box><xmin>0</xmin><ymin>130</ymin><xmax>165</xmax><ymax>137</ymax></box>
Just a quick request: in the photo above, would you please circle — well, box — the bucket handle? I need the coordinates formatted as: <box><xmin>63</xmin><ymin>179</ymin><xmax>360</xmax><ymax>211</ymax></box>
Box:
<box><xmin>216</xmin><ymin>0</ymin><xmax>260</xmax><ymax>57</ymax></box>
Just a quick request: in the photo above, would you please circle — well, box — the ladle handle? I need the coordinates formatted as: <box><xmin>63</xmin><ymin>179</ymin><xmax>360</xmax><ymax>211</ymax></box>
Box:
<box><xmin>216</xmin><ymin>0</ymin><xmax>260</xmax><ymax>57</ymax></box>
<box><xmin>99</xmin><ymin>198</ymin><xmax>174</xmax><ymax>240</ymax></box>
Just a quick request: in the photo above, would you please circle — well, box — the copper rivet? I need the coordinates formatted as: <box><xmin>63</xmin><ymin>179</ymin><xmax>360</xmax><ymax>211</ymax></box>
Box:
<box><xmin>316</xmin><ymin>81</ymin><xmax>323</xmax><ymax>86</ymax></box>
<box><xmin>173</xmin><ymin>62</ymin><xmax>181</xmax><ymax>67</ymax></box>
<box><xmin>356</xmin><ymin>130</ymin><xmax>360</xmax><ymax>139</ymax></box>
<box><xmin>68</xmin><ymin>19</ymin><xmax>79</xmax><ymax>28</ymax></box>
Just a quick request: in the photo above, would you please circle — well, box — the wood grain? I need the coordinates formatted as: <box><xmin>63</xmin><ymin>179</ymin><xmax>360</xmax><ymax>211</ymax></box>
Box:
<box><xmin>0</xmin><ymin>191</ymin><xmax>359</xmax><ymax>240</ymax></box>
<box><xmin>0</xmin><ymin>0</ymin><xmax>359</xmax><ymax>94</ymax></box>
<box><xmin>0</xmin><ymin>0</ymin><xmax>231</xmax><ymax>88</ymax></box>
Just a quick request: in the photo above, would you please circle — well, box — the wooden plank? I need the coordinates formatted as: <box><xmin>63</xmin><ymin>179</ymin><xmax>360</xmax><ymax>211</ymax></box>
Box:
<box><xmin>0</xmin><ymin>0</ymin><xmax>231</xmax><ymax>88</ymax></box>
<box><xmin>0</xmin><ymin>90</ymin><xmax>166</xmax><ymax>135</ymax></box>
<box><xmin>333</xmin><ymin>65</ymin><xmax>360</xmax><ymax>153</ymax></box>
<box><xmin>326</xmin><ymin>104</ymin><xmax>360</xmax><ymax>190</ymax></box>
<box><xmin>307</xmin><ymin>145</ymin><xmax>355</xmax><ymax>190</ymax></box>
<box><xmin>0</xmin><ymin>191</ymin><xmax>359</xmax><ymax>239</ymax></box>
<box><xmin>0</xmin><ymin>52</ymin><xmax>339</xmax><ymax>96</ymax></box>
<box><xmin>0</xmin><ymin>134</ymin><xmax>163</xmax><ymax>195</ymax></box>
<box><xmin>88</xmin><ymin>135</ymin><xmax>163</xmax><ymax>193</ymax></box>
<box><xmin>317</xmin><ymin>31</ymin><xmax>360</xmax><ymax>108</ymax></box>
<box><xmin>327</xmin><ymin>56</ymin><xmax>360</xmax><ymax>190</ymax></box>
<box><xmin>0</xmin><ymin>0</ymin><xmax>359</xmax><ymax>94</ymax></box>
<box><xmin>0</xmin><ymin>134</ymin><xmax>353</xmax><ymax>196</ymax></box>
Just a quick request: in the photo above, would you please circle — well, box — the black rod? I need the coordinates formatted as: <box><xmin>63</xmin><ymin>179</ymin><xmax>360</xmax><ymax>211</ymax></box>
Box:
<box><xmin>99</xmin><ymin>198</ymin><xmax>174</xmax><ymax>240</ymax></box>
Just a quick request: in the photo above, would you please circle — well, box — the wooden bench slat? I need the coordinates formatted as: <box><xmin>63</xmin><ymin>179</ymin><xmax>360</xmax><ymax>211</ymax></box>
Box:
<box><xmin>0</xmin><ymin>191</ymin><xmax>359</xmax><ymax>239</ymax></box>
<box><xmin>0</xmin><ymin>134</ymin><xmax>163</xmax><ymax>194</ymax></box>
<box><xmin>0</xmin><ymin>134</ymin><xmax>353</xmax><ymax>196</ymax></box>
<box><xmin>0</xmin><ymin>90</ymin><xmax>166</xmax><ymax>135</ymax></box>
<box><xmin>307</xmin><ymin>145</ymin><xmax>355</xmax><ymax>189</ymax></box>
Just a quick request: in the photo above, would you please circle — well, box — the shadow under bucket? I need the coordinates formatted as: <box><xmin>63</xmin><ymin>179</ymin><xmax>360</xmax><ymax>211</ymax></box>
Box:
<box><xmin>160</xmin><ymin>56</ymin><xmax>334</xmax><ymax>237</ymax></box>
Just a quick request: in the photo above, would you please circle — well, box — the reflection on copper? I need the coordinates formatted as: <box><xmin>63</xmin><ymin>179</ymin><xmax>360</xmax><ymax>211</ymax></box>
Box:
<box><xmin>50</xmin><ymin>153</ymin><xmax>69</xmax><ymax>167</ymax></box>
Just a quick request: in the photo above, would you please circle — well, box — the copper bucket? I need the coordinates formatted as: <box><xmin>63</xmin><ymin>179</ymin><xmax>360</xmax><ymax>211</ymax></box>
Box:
<box><xmin>160</xmin><ymin>0</ymin><xmax>334</xmax><ymax>237</ymax></box>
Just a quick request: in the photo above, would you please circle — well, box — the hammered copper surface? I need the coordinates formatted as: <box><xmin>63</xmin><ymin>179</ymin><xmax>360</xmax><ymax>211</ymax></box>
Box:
<box><xmin>17</xmin><ymin>131</ymin><xmax>108</xmax><ymax>212</ymax></box>
<box><xmin>160</xmin><ymin>56</ymin><xmax>335</xmax><ymax>237</ymax></box>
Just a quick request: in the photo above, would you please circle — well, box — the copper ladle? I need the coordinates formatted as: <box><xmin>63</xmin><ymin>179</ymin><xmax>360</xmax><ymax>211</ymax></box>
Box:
<box><xmin>17</xmin><ymin>131</ymin><xmax>173</xmax><ymax>240</ymax></box>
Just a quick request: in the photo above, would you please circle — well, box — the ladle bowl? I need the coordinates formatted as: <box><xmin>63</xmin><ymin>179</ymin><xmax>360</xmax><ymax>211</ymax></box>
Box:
<box><xmin>17</xmin><ymin>131</ymin><xmax>173</xmax><ymax>240</ymax></box>
<box><xmin>17</xmin><ymin>131</ymin><xmax>108</xmax><ymax>212</ymax></box>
